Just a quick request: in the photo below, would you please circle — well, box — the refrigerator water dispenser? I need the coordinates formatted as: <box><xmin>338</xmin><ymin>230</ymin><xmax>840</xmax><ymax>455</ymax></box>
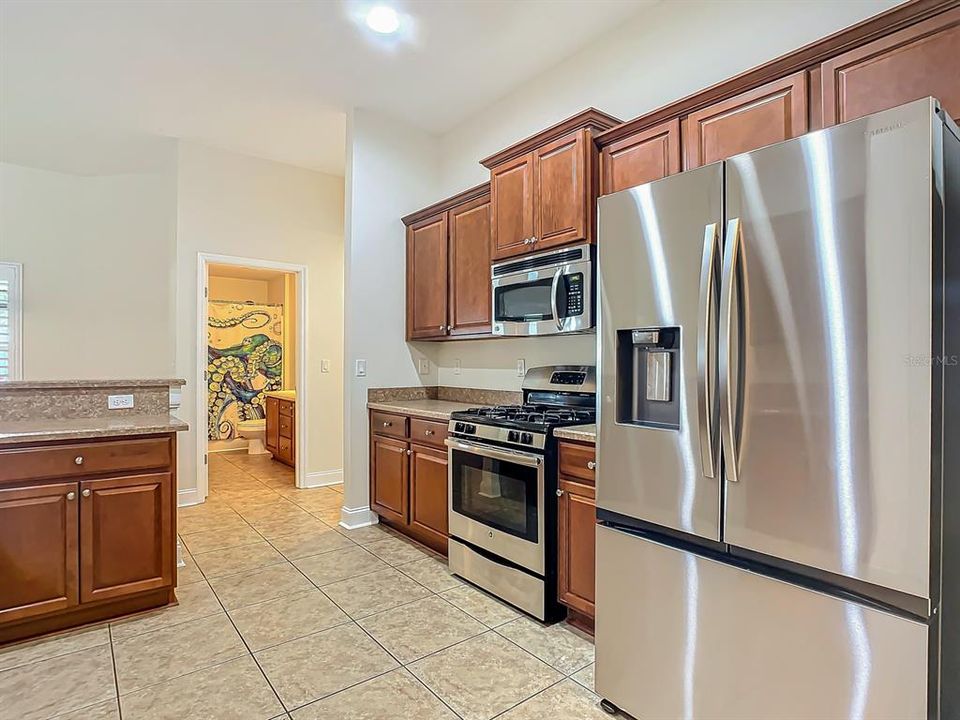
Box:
<box><xmin>616</xmin><ymin>327</ymin><xmax>680</xmax><ymax>430</ymax></box>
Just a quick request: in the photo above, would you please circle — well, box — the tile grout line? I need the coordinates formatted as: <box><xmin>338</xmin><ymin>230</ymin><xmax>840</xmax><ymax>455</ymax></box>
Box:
<box><xmin>107</xmin><ymin>624</ymin><xmax>123</xmax><ymax>720</ymax></box>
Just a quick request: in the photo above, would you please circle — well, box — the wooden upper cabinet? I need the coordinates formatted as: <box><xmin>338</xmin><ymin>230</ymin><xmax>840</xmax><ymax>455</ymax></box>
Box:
<box><xmin>448</xmin><ymin>193</ymin><xmax>492</xmax><ymax>336</ymax></box>
<box><xmin>80</xmin><ymin>473</ymin><xmax>173</xmax><ymax>603</ymax></box>
<box><xmin>821</xmin><ymin>8</ymin><xmax>960</xmax><ymax>126</ymax></box>
<box><xmin>0</xmin><ymin>482</ymin><xmax>79</xmax><ymax>624</ymax></box>
<box><xmin>490</xmin><ymin>152</ymin><xmax>536</xmax><ymax>259</ymax></box>
<box><xmin>406</xmin><ymin>213</ymin><xmax>449</xmax><ymax>340</ymax></box>
<box><xmin>600</xmin><ymin>118</ymin><xmax>681</xmax><ymax>195</ymax></box>
<box><xmin>535</xmin><ymin>130</ymin><xmax>592</xmax><ymax>251</ymax></box>
<box><xmin>683</xmin><ymin>71</ymin><xmax>808</xmax><ymax>169</ymax></box>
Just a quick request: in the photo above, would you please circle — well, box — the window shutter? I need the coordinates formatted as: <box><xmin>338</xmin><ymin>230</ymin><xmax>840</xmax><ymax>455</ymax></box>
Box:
<box><xmin>0</xmin><ymin>263</ymin><xmax>22</xmax><ymax>380</ymax></box>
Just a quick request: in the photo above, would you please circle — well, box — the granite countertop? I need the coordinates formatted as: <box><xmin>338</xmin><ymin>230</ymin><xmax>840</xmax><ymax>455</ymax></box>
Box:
<box><xmin>367</xmin><ymin>399</ymin><xmax>475</xmax><ymax>421</ymax></box>
<box><xmin>553</xmin><ymin>424</ymin><xmax>596</xmax><ymax>443</ymax></box>
<box><xmin>264</xmin><ymin>390</ymin><xmax>296</xmax><ymax>400</ymax></box>
<box><xmin>0</xmin><ymin>414</ymin><xmax>189</xmax><ymax>445</ymax></box>
<box><xmin>0</xmin><ymin>378</ymin><xmax>186</xmax><ymax>390</ymax></box>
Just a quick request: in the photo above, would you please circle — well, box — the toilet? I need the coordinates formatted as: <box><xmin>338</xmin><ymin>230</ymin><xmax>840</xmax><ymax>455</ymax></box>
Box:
<box><xmin>236</xmin><ymin>419</ymin><xmax>270</xmax><ymax>455</ymax></box>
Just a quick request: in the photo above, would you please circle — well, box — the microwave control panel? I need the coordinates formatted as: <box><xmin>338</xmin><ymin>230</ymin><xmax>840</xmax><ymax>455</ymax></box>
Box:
<box><xmin>566</xmin><ymin>273</ymin><xmax>584</xmax><ymax>316</ymax></box>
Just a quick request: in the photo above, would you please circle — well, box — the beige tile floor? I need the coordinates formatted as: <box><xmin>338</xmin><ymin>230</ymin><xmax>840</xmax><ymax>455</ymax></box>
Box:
<box><xmin>0</xmin><ymin>451</ymin><xmax>605</xmax><ymax>720</ymax></box>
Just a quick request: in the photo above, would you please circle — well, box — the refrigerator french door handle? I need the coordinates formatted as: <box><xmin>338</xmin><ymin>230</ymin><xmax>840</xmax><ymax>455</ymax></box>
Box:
<box><xmin>719</xmin><ymin>217</ymin><xmax>741</xmax><ymax>483</ymax></box>
<box><xmin>697</xmin><ymin>222</ymin><xmax>720</xmax><ymax>479</ymax></box>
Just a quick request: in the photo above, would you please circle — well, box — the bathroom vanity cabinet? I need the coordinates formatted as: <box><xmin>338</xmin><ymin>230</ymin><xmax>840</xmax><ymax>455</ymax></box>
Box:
<box><xmin>265</xmin><ymin>395</ymin><xmax>296</xmax><ymax>467</ymax></box>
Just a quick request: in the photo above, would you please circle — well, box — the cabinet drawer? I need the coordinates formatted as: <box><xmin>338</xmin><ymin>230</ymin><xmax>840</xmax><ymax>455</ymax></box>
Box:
<box><xmin>278</xmin><ymin>400</ymin><xmax>294</xmax><ymax>417</ymax></box>
<box><xmin>0</xmin><ymin>438</ymin><xmax>172</xmax><ymax>484</ymax></box>
<box><xmin>558</xmin><ymin>441</ymin><xmax>596</xmax><ymax>484</ymax></box>
<box><xmin>409</xmin><ymin>418</ymin><xmax>448</xmax><ymax>449</ymax></box>
<box><xmin>279</xmin><ymin>415</ymin><xmax>294</xmax><ymax>438</ymax></box>
<box><xmin>371</xmin><ymin>411</ymin><xmax>409</xmax><ymax>439</ymax></box>
<box><xmin>277</xmin><ymin>435</ymin><xmax>293</xmax><ymax>460</ymax></box>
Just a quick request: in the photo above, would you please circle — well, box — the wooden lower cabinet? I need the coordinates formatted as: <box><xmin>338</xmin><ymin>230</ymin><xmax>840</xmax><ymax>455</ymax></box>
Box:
<box><xmin>265</xmin><ymin>396</ymin><xmax>296</xmax><ymax>467</ymax></box>
<box><xmin>0</xmin><ymin>482</ymin><xmax>79</xmax><ymax>624</ymax></box>
<box><xmin>370</xmin><ymin>435</ymin><xmax>409</xmax><ymax>526</ymax></box>
<box><xmin>557</xmin><ymin>441</ymin><xmax>596</xmax><ymax>627</ymax></box>
<box><xmin>79</xmin><ymin>473</ymin><xmax>173</xmax><ymax>603</ymax></box>
<box><xmin>409</xmin><ymin>444</ymin><xmax>449</xmax><ymax>551</ymax></box>
<box><xmin>369</xmin><ymin>411</ymin><xmax>449</xmax><ymax>554</ymax></box>
<box><xmin>0</xmin><ymin>434</ymin><xmax>178</xmax><ymax>645</ymax></box>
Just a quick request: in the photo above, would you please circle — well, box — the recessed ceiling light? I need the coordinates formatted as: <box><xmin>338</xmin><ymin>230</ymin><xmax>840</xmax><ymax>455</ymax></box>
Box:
<box><xmin>365</xmin><ymin>5</ymin><xmax>400</xmax><ymax>35</ymax></box>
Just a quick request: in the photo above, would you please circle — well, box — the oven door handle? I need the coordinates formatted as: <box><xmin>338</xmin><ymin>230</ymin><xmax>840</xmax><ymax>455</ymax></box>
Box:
<box><xmin>444</xmin><ymin>438</ymin><xmax>543</xmax><ymax>468</ymax></box>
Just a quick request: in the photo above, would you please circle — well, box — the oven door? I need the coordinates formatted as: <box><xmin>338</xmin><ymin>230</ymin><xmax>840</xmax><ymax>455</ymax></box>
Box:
<box><xmin>492</xmin><ymin>261</ymin><xmax>592</xmax><ymax>336</ymax></box>
<box><xmin>446</xmin><ymin>438</ymin><xmax>545</xmax><ymax>574</ymax></box>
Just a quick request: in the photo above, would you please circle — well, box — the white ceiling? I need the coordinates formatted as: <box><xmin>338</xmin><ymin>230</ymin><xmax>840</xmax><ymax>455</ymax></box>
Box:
<box><xmin>0</xmin><ymin>0</ymin><xmax>654</xmax><ymax>176</ymax></box>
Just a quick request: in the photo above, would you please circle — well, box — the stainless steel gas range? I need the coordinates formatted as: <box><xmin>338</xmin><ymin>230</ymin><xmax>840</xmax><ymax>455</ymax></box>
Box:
<box><xmin>445</xmin><ymin>365</ymin><xmax>596</xmax><ymax>621</ymax></box>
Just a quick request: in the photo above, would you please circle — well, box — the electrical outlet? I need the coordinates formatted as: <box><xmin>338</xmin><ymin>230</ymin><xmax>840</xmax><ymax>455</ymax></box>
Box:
<box><xmin>321</xmin><ymin>359</ymin><xmax>330</xmax><ymax>373</ymax></box>
<box><xmin>355</xmin><ymin>359</ymin><xmax>367</xmax><ymax>377</ymax></box>
<box><xmin>454</xmin><ymin>358</ymin><xmax>461</xmax><ymax>375</ymax></box>
<box><xmin>516</xmin><ymin>358</ymin><xmax>526</xmax><ymax>377</ymax></box>
<box><xmin>107</xmin><ymin>394</ymin><xmax>134</xmax><ymax>410</ymax></box>
<box><xmin>418</xmin><ymin>358</ymin><xmax>430</xmax><ymax>375</ymax></box>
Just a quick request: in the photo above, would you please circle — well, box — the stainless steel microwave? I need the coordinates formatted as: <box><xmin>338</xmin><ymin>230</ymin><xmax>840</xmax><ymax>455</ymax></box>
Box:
<box><xmin>491</xmin><ymin>243</ymin><xmax>593</xmax><ymax>336</ymax></box>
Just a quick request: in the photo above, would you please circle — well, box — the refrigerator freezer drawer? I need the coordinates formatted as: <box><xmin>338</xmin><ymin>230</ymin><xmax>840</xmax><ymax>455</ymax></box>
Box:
<box><xmin>596</xmin><ymin>525</ymin><xmax>928</xmax><ymax>720</ymax></box>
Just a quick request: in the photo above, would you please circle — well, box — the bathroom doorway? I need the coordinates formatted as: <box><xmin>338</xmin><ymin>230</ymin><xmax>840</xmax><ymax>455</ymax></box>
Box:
<box><xmin>196</xmin><ymin>253</ymin><xmax>308</xmax><ymax>500</ymax></box>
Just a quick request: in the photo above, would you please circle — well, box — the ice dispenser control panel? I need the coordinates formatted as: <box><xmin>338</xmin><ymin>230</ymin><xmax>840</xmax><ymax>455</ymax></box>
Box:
<box><xmin>616</xmin><ymin>327</ymin><xmax>680</xmax><ymax>430</ymax></box>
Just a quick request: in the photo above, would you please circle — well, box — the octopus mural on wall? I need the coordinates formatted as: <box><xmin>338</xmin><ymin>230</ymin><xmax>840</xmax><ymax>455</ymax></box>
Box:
<box><xmin>207</xmin><ymin>302</ymin><xmax>283</xmax><ymax>441</ymax></box>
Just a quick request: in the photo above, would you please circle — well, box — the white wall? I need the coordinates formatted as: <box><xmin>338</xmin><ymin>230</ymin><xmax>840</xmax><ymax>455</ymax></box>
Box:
<box><xmin>430</xmin><ymin>0</ymin><xmax>902</xmax><ymax>389</ymax></box>
<box><xmin>342</xmin><ymin>108</ymin><xmax>442</xmax><ymax>515</ymax></box>
<box><xmin>175</xmin><ymin>142</ymin><xmax>344</xmax><ymax>503</ymax></box>
<box><xmin>0</xmin><ymin>157</ymin><xmax>178</xmax><ymax>379</ymax></box>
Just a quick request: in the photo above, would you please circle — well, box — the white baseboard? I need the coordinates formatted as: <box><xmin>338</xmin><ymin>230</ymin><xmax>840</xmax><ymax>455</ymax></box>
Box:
<box><xmin>305</xmin><ymin>469</ymin><xmax>343</xmax><ymax>488</ymax></box>
<box><xmin>339</xmin><ymin>505</ymin><xmax>379</xmax><ymax>529</ymax></box>
<box><xmin>177</xmin><ymin>487</ymin><xmax>204</xmax><ymax>507</ymax></box>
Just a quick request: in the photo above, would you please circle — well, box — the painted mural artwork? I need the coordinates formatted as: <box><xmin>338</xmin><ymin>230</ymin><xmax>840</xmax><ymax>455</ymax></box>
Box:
<box><xmin>207</xmin><ymin>302</ymin><xmax>283</xmax><ymax>440</ymax></box>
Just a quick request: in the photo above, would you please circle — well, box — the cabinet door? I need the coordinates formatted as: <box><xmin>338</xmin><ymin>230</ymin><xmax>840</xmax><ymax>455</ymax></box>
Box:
<box><xmin>0</xmin><ymin>482</ymin><xmax>79</xmax><ymax>624</ymax></box>
<box><xmin>79</xmin><ymin>473</ymin><xmax>173</xmax><ymax>603</ymax></box>
<box><xmin>265</xmin><ymin>396</ymin><xmax>279</xmax><ymax>452</ymax></box>
<box><xmin>491</xmin><ymin>152</ymin><xmax>536</xmax><ymax>260</ymax></box>
<box><xmin>535</xmin><ymin>130</ymin><xmax>592</xmax><ymax>250</ymax></box>
<box><xmin>370</xmin><ymin>436</ymin><xmax>408</xmax><ymax>525</ymax></box>
<box><xmin>448</xmin><ymin>194</ymin><xmax>492</xmax><ymax>337</ymax></box>
<box><xmin>683</xmin><ymin>71</ymin><xmax>808</xmax><ymax>169</ymax></box>
<box><xmin>821</xmin><ymin>8</ymin><xmax>960</xmax><ymax>126</ymax></box>
<box><xmin>409</xmin><ymin>443</ymin><xmax>448</xmax><ymax>548</ymax></box>
<box><xmin>557</xmin><ymin>477</ymin><xmax>596</xmax><ymax>617</ymax></box>
<box><xmin>601</xmin><ymin>119</ymin><xmax>681</xmax><ymax>195</ymax></box>
<box><xmin>406</xmin><ymin>213</ymin><xmax>449</xmax><ymax>340</ymax></box>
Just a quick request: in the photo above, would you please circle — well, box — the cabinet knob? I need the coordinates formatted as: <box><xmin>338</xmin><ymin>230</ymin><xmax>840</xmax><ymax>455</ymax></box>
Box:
<box><xmin>424</xmin><ymin>430</ymin><xmax>434</xmax><ymax>436</ymax></box>
<box><xmin>74</xmin><ymin>456</ymin><xmax>84</xmax><ymax>465</ymax></box>
<box><xmin>439</xmin><ymin>324</ymin><xmax>447</xmax><ymax>332</ymax></box>
<box><xmin>587</xmin><ymin>461</ymin><xmax>596</xmax><ymax>470</ymax></box>
<box><xmin>82</xmin><ymin>489</ymin><xmax>91</xmax><ymax>498</ymax></box>
<box><xmin>406</xmin><ymin>449</ymin><xmax>412</xmax><ymax>456</ymax></box>
<box><xmin>383</xmin><ymin>421</ymin><xmax>392</xmax><ymax>428</ymax></box>
<box><xmin>556</xmin><ymin>488</ymin><xmax>564</xmax><ymax>497</ymax></box>
<box><xmin>66</xmin><ymin>491</ymin><xmax>76</xmax><ymax>501</ymax></box>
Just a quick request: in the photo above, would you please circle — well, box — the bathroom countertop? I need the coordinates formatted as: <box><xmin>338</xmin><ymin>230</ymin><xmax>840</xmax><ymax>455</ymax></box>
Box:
<box><xmin>0</xmin><ymin>414</ymin><xmax>189</xmax><ymax>445</ymax></box>
<box><xmin>264</xmin><ymin>390</ymin><xmax>297</xmax><ymax>401</ymax></box>
<box><xmin>367</xmin><ymin>399</ymin><xmax>475</xmax><ymax>421</ymax></box>
<box><xmin>553</xmin><ymin>424</ymin><xmax>596</xmax><ymax>443</ymax></box>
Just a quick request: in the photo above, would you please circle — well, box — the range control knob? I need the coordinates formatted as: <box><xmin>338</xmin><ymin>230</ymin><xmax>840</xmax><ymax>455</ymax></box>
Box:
<box><xmin>507</xmin><ymin>430</ymin><xmax>520</xmax><ymax>443</ymax></box>
<box><xmin>454</xmin><ymin>422</ymin><xmax>465</xmax><ymax>433</ymax></box>
<box><xmin>520</xmin><ymin>432</ymin><xmax>534</xmax><ymax>445</ymax></box>
<box><xmin>465</xmin><ymin>424</ymin><xmax>477</xmax><ymax>434</ymax></box>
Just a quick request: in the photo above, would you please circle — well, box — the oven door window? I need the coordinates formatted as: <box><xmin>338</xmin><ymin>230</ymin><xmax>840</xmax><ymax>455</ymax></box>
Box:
<box><xmin>494</xmin><ymin>280</ymin><xmax>555</xmax><ymax>323</ymax></box>
<box><xmin>451</xmin><ymin>451</ymin><xmax>539</xmax><ymax>542</ymax></box>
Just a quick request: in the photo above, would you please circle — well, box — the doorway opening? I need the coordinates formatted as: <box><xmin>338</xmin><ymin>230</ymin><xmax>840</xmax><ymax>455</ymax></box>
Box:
<box><xmin>196</xmin><ymin>253</ymin><xmax>308</xmax><ymax>500</ymax></box>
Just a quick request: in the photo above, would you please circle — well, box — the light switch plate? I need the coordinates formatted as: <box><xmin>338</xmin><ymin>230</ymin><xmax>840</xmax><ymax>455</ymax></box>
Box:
<box><xmin>355</xmin><ymin>359</ymin><xmax>367</xmax><ymax>377</ymax></box>
<box><xmin>516</xmin><ymin>358</ymin><xmax>526</xmax><ymax>377</ymax></box>
<box><xmin>418</xmin><ymin>358</ymin><xmax>430</xmax><ymax>375</ymax></box>
<box><xmin>108</xmin><ymin>394</ymin><xmax>134</xmax><ymax>410</ymax></box>
<box><xmin>454</xmin><ymin>358</ymin><xmax>461</xmax><ymax>375</ymax></box>
<box><xmin>321</xmin><ymin>359</ymin><xmax>330</xmax><ymax>373</ymax></box>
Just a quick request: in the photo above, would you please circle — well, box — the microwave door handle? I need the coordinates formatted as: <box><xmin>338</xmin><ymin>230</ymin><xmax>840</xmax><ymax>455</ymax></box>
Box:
<box><xmin>551</xmin><ymin>268</ymin><xmax>564</xmax><ymax>330</ymax></box>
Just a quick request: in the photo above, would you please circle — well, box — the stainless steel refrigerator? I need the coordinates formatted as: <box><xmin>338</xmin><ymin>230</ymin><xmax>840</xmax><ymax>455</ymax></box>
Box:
<box><xmin>595</xmin><ymin>98</ymin><xmax>959</xmax><ymax>720</ymax></box>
